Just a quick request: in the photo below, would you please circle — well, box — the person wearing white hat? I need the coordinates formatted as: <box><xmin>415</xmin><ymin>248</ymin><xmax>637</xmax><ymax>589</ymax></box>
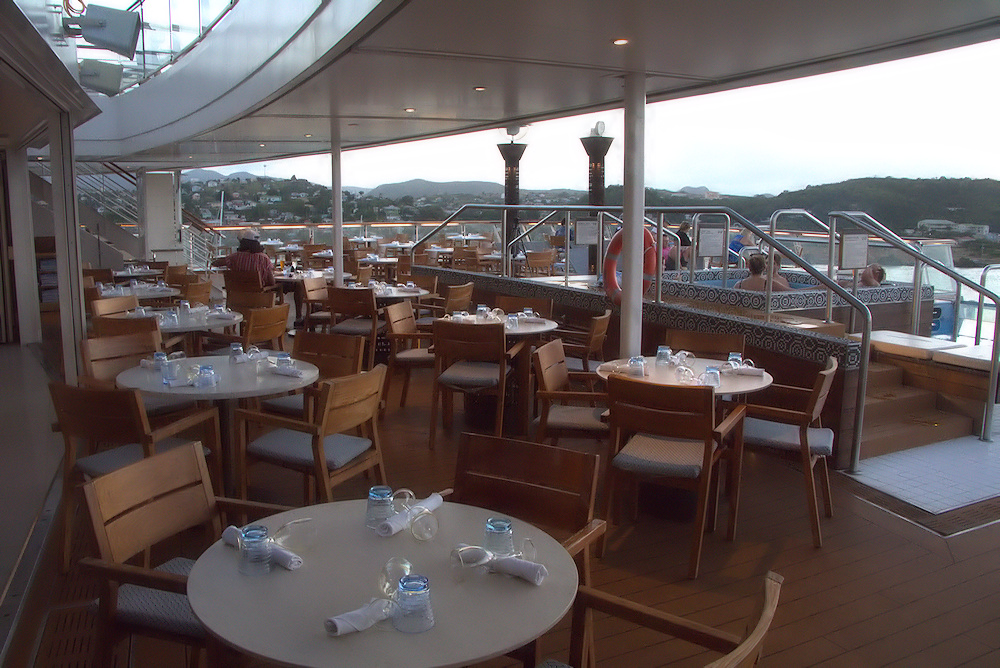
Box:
<box><xmin>212</xmin><ymin>228</ymin><xmax>274</xmax><ymax>286</ymax></box>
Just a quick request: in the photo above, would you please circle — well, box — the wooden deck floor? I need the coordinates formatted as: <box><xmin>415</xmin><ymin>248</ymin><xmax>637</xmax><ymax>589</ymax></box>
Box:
<box><xmin>7</xmin><ymin>362</ymin><xmax>1000</xmax><ymax>667</ymax></box>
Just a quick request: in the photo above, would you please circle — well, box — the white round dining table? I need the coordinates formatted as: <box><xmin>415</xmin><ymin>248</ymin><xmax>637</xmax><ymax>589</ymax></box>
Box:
<box><xmin>597</xmin><ymin>356</ymin><xmax>773</xmax><ymax>394</ymax></box>
<box><xmin>187</xmin><ymin>500</ymin><xmax>578</xmax><ymax>668</ymax></box>
<box><xmin>101</xmin><ymin>284</ymin><xmax>180</xmax><ymax>301</ymax></box>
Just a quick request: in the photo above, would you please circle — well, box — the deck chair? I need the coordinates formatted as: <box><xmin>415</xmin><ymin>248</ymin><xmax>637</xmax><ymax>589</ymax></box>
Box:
<box><xmin>549</xmin><ymin>571</ymin><xmax>784</xmax><ymax>668</ymax></box>
<box><xmin>743</xmin><ymin>356</ymin><xmax>838</xmax><ymax>548</ymax></box>
<box><xmin>603</xmin><ymin>374</ymin><xmax>746</xmax><ymax>579</ymax></box>
<box><xmin>79</xmin><ymin>442</ymin><xmax>287</xmax><ymax>667</ymax></box>
<box><xmin>49</xmin><ymin>383</ymin><xmax>221</xmax><ymax>573</ymax></box>
<box><xmin>237</xmin><ymin>365</ymin><xmax>388</xmax><ymax>504</ymax></box>
<box><xmin>453</xmin><ymin>433</ymin><xmax>606</xmax><ymax>667</ymax></box>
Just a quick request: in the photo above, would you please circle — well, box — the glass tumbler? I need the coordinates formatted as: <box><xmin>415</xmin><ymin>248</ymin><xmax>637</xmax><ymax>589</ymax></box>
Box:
<box><xmin>699</xmin><ymin>366</ymin><xmax>722</xmax><ymax>388</ymax></box>
<box><xmin>365</xmin><ymin>485</ymin><xmax>394</xmax><ymax>529</ymax></box>
<box><xmin>484</xmin><ymin>517</ymin><xmax>515</xmax><ymax>557</ymax></box>
<box><xmin>238</xmin><ymin>525</ymin><xmax>272</xmax><ymax>576</ymax></box>
<box><xmin>727</xmin><ymin>352</ymin><xmax>743</xmax><ymax>368</ymax></box>
<box><xmin>392</xmin><ymin>574</ymin><xmax>434</xmax><ymax>633</ymax></box>
<box><xmin>656</xmin><ymin>345</ymin><xmax>673</xmax><ymax>366</ymax></box>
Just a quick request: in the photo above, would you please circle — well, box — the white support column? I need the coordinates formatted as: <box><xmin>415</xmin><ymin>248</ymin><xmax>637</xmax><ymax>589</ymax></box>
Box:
<box><xmin>7</xmin><ymin>147</ymin><xmax>42</xmax><ymax>344</ymax></box>
<box><xmin>139</xmin><ymin>171</ymin><xmax>184</xmax><ymax>263</ymax></box>
<box><xmin>620</xmin><ymin>71</ymin><xmax>646</xmax><ymax>358</ymax></box>
<box><xmin>50</xmin><ymin>112</ymin><xmax>85</xmax><ymax>383</ymax></box>
<box><xmin>330</xmin><ymin>116</ymin><xmax>344</xmax><ymax>286</ymax></box>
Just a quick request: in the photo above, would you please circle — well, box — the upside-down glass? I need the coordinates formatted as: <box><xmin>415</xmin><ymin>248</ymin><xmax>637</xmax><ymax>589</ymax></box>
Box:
<box><xmin>484</xmin><ymin>517</ymin><xmax>515</xmax><ymax>557</ymax></box>
<box><xmin>392</xmin><ymin>574</ymin><xmax>434</xmax><ymax>633</ymax></box>
<box><xmin>237</xmin><ymin>525</ymin><xmax>271</xmax><ymax>576</ymax></box>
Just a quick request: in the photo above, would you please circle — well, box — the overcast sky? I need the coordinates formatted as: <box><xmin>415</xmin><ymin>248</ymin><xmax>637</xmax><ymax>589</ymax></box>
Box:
<box><xmin>212</xmin><ymin>39</ymin><xmax>1000</xmax><ymax>197</ymax></box>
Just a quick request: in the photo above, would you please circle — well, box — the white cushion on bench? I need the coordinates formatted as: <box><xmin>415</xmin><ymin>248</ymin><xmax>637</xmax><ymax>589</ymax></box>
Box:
<box><xmin>931</xmin><ymin>344</ymin><xmax>995</xmax><ymax>372</ymax></box>
<box><xmin>857</xmin><ymin>330</ymin><xmax>965</xmax><ymax>360</ymax></box>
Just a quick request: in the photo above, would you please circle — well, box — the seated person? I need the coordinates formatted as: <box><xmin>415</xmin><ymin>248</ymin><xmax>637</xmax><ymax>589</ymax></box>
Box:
<box><xmin>770</xmin><ymin>257</ymin><xmax>792</xmax><ymax>290</ymax></box>
<box><xmin>728</xmin><ymin>227</ymin><xmax>756</xmax><ymax>263</ymax></box>
<box><xmin>211</xmin><ymin>229</ymin><xmax>276</xmax><ymax>287</ymax></box>
<box><xmin>734</xmin><ymin>254</ymin><xmax>793</xmax><ymax>291</ymax></box>
<box><xmin>838</xmin><ymin>262</ymin><xmax>886</xmax><ymax>287</ymax></box>
<box><xmin>663</xmin><ymin>244</ymin><xmax>691</xmax><ymax>271</ymax></box>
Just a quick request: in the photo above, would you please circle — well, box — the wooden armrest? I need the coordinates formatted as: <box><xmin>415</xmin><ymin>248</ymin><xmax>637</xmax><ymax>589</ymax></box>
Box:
<box><xmin>214</xmin><ymin>497</ymin><xmax>294</xmax><ymax>517</ymax></box>
<box><xmin>574</xmin><ymin>586</ymin><xmax>740</xmax><ymax>654</ymax></box>
<box><xmin>536</xmin><ymin>390</ymin><xmax>608</xmax><ymax>404</ymax></box>
<box><xmin>567</xmin><ymin>371</ymin><xmax>603</xmax><ymax>383</ymax></box>
<box><xmin>505</xmin><ymin>340</ymin><xmax>527</xmax><ymax>358</ymax></box>
<box><xmin>714</xmin><ymin>404</ymin><xmax>747</xmax><ymax>441</ymax></box>
<box><xmin>148</xmin><ymin>407</ymin><xmax>218</xmax><ymax>440</ymax></box>
<box><xmin>78</xmin><ymin>557</ymin><xmax>188</xmax><ymax>594</ymax></box>
<box><xmin>387</xmin><ymin>331</ymin><xmax>434</xmax><ymax>341</ymax></box>
<box><xmin>744</xmin><ymin>404</ymin><xmax>808</xmax><ymax>424</ymax></box>
<box><xmin>562</xmin><ymin>519</ymin><xmax>607</xmax><ymax>557</ymax></box>
<box><xmin>235</xmin><ymin>408</ymin><xmax>319</xmax><ymax>434</ymax></box>
<box><xmin>560</xmin><ymin>342</ymin><xmax>591</xmax><ymax>356</ymax></box>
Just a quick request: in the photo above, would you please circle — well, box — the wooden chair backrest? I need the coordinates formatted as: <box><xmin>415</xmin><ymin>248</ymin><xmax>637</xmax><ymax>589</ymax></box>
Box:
<box><xmin>432</xmin><ymin>320</ymin><xmax>506</xmax><ymax>368</ymax></box>
<box><xmin>49</xmin><ymin>382</ymin><xmax>150</xmax><ymax>456</ymax></box>
<box><xmin>224</xmin><ymin>268</ymin><xmax>266</xmax><ymax>293</ymax></box>
<box><xmin>412</xmin><ymin>251</ymin><xmax>431</xmax><ymax>266</ymax></box>
<box><xmin>565</xmin><ymin>572</ymin><xmax>784</xmax><ymax>668</ymax></box>
<box><xmin>82</xmin><ymin>275</ymin><xmax>96</xmax><ymax>289</ymax></box>
<box><xmin>583</xmin><ymin>309</ymin><xmax>612</xmax><ymax>354</ymax></box>
<box><xmin>495</xmin><ymin>295</ymin><xmax>554</xmax><ymax>318</ymax></box>
<box><xmin>82</xmin><ymin>442</ymin><xmax>220</xmax><ymax>565</ymax></box>
<box><xmin>301</xmin><ymin>277</ymin><xmax>328</xmax><ymax>301</ymax></box>
<box><xmin>409</xmin><ymin>274</ymin><xmax>437</xmax><ymax>295</ymax></box>
<box><xmin>315</xmin><ymin>365</ymin><xmax>386</xmax><ymax>435</ymax></box>
<box><xmin>441</xmin><ymin>281</ymin><xmax>474</xmax><ymax>313</ymax></box>
<box><xmin>92</xmin><ymin>315</ymin><xmax>162</xmax><ymax>344</ymax></box>
<box><xmin>452</xmin><ymin>247</ymin><xmax>481</xmax><ymax>269</ymax></box>
<box><xmin>328</xmin><ymin>287</ymin><xmax>378</xmax><ymax>320</ymax></box>
<box><xmin>355</xmin><ymin>265</ymin><xmax>373</xmax><ymax>284</ymax></box>
<box><xmin>90</xmin><ymin>295</ymin><xmax>140</xmax><ymax>318</ymax></box>
<box><xmin>147</xmin><ymin>261</ymin><xmax>169</xmax><ymax>279</ymax></box>
<box><xmin>395</xmin><ymin>255</ymin><xmax>412</xmax><ymax>275</ymax></box>
<box><xmin>81</xmin><ymin>331</ymin><xmax>161</xmax><ymax>385</ymax></box>
<box><xmin>384</xmin><ymin>300</ymin><xmax>418</xmax><ymax>337</ymax></box>
<box><xmin>164</xmin><ymin>264</ymin><xmax>189</xmax><ymax>283</ymax></box>
<box><xmin>292</xmin><ymin>331</ymin><xmax>364</xmax><ymax>379</ymax></box>
<box><xmin>226</xmin><ymin>290</ymin><xmax>276</xmax><ymax>320</ymax></box>
<box><xmin>83</xmin><ymin>267</ymin><xmax>113</xmax><ymax>283</ymax></box>
<box><xmin>452</xmin><ymin>433</ymin><xmax>598</xmax><ymax>540</ymax></box>
<box><xmin>533</xmin><ymin>338</ymin><xmax>571</xmax><ymax>392</ymax></box>
<box><xmin>607</xmin><ymin>373</ymin><xmax>715</xmax><ymax>443</ymax></box>
<box><xmin>242</xmin><ymin>303</ymin><xmax>290</xmax><ymax>349</ymax></box>
<box><xmin>809</xmin><ymin>356</ymin><xmax>839</xmax><ymax>423</ymax></box>
<box><xmin>663</xmin><ymin>329</ymin><xmax>744</xmax><ymax>359</ymax></box>
<box><xmin>181</xmin><ymin>280</ymin><xmax>212</xmax><ymax>305</ymax></box>
<box><xmin>525</xmin><ymin>249</ymin><xmax>555</xmax><ymax>273</ymax></box>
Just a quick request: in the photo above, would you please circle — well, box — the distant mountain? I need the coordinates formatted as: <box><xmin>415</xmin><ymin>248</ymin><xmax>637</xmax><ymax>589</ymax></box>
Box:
<box><xmin>367</xmin><ymin>179</ymin><xmax>505</xmax><ymax>199</ymax></box>
<box><xmin>182</xmin><ymin>169</ymin><xmax>226</xmax><ymax>183</ymax></box>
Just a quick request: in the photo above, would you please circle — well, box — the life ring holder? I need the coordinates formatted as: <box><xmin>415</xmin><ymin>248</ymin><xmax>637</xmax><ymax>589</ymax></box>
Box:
<box><xmin>603</xmin><ymin>228</ymin><xmax>657</xmax><ymax>305</ymax></box>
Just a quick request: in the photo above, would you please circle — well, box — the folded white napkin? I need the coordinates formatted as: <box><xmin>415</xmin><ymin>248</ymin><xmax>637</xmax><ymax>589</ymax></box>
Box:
<box><xmin>207</xmin><ymin>311</ymin><xmax>236</xmax><ymax>320</ymax></box>
<box><xmin>724</xmin><ymin>366</ymin><xmax>764</xmax><ymax>376</ymax></box>
<box><xmin>167</xmin><ymin>377</ymin><xmax>193</xmax><ymax>388</ymax></box>
<box><xmin>520</xmin><ymin>316</ymin><xmax>547</xmax><ymax>324</ymax></box>
<box><xmin>222</xmin><ymin>525</ymin><xmax>302</xmax><ymax>570</ymax></box>
<box><xmin>325</xmin><ymin>599</ymin><xmax>393</xmax><ymax>636</ymax></box>
<box><xmin>189</xmin><ymin>304</ymin><xmax>209</xmax><ymax>314</ymax></box>
<box><xmin>272</xmin><ymin>365</ymin><xmax>305</xmax><ymax>378</ymax></box>
<box><xmin>230</xmin><ymin>353</ymin><xmax>250</xmax><ymax>364</ymax></box>
<box><xmin>140</xmin><ymin>358</ymin><xmax>158</xmax><ymax>369</ymax></box>
<box><xmin>376</xmin><ymin>493</ymin><xmax>444</xmax><ymax>537</ymax></box>
<box><xmin>491</xmin><ymin>556</ymin><xmax>548</xmax><ymax>586</ymax></box>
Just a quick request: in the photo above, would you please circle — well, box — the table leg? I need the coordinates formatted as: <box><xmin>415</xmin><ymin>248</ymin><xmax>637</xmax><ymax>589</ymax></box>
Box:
<box><xmin>216</xmin><ymin>398</ymin><xmax>238</xmax><ymax>496</ymax></box>
<box><xmin>514</xmin><ymin>343</ymin><xmax>532</xmax><ymax>435</ymax></box>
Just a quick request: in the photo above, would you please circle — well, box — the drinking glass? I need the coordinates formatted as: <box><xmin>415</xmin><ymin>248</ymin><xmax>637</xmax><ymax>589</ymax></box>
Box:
<box><xmin>506</xmin><ymin>314</ymin><xmax>519</xmax><ymax>330</ymax></box>
<box><xmin>484</xmin><ymin>517</ymin><xmax>515</xmax><ymax>557</ymax></box>
<box><xmin>699</xmin><ymin>366</ymin><xmax>721</xmax><ymax>388</ymax></box>
<box><xmin>727</xmin><ymin>352</ymin><xmax>743</xmax><ymax>368</ymax></box>
<box><xmin>229</xmin><ymin>343</ymin><xmax>245</xmax><ymax>364</ymax></box>
<box><xmin>365</xmin><ymin>485</ymin><xmax>394</xmax><ymax>529</ymax></box>
<box><xmin>275</xmin><ymin>352</ymin><xmax>293</xmax><ymax>369</ymax></box>
<box><xmin>237</xmin><ymin>525</ymin><xmax>272</xmax><ymax>576</ymax></box>
<box><xmin>161</xmin><ymin>358</ymin><xmax>181</xmax><ymax>385</ymax></box>
<box><xmin>408</xmin><ymin>507</ymin><xmax>439</xmax><ymax>541</ymax></box>
<box><xmin>195</xmin><ymin>365</ymin><xmax>218</xmax><ymax>388</ymax></box>
<box><xmin>626</xmin><ymin>356</ymin><xmax>646</xmax><ymax>377</ymax></box>
<box><xmin>377</xmin><ymin>557</ymin><xmax>412</xmax><ymax>598</ymax></box>
<box><xmin>656</xmin><ymin>345</ymin><xmax>673</xmax><ymax>366</ymax></box>
<box><xmin>392</xmin><ymin>574</ymin><xmax>434</xmax><ymax>633</ymax></box>
<box><xmin>476</xmin><ymin>304</ymin><xmax>489</xmax><ymax>320</ymax></box>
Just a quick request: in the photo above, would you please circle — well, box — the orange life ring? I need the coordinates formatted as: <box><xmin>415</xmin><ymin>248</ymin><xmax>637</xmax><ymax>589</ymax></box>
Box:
<box><xmin>603</xmin><ymin>228</ymin><xmax>657</xmax><ymax>305</ymax></box>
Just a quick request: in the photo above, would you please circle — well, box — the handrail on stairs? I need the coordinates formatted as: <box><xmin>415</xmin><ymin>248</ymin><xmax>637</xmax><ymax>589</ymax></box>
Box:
<box><xmin>832</xmin><ymin>211</ymin><xmax>1000</xmax><ymax>444</ymax></box>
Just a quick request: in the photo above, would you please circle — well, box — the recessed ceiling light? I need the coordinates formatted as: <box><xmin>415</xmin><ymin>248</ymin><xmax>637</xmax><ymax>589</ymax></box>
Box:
<box><xmin>612</xmin><ymin>38</ymin><xmax>629</xmax><ymax>46</ymax></box>
<box><xmin>187</xmin><ymin>155</ymin><xmax>193</xmax><ymax>159</ymax></box>
<box><xmin>404</xmin><ymin>108</ymin><xmax>416</xmax><ymax>113</ymax></box>
<box><xmin>304</xmin><ymin>133</ymin><xmax>313</xmax><ymax>138</ymax></box>
<box><xmin>473</xmin><ymin>86</ymin><xmax>486</xmax><ymax>92</ymax></box>
<box><xmin>259</xmin><ymin>143</ymin><xmax>266</xmax><ymax>147</ymax></box>
<box><xmin>347</xmin><ymin>122</ymin><xmax>359</xmax><ymax>127</ymax></box>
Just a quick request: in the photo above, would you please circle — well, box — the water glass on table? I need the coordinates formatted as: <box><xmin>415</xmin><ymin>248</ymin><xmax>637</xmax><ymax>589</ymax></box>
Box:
<box><xmin>366</xmin><ymin>485</ymin><xmax>394</xmax><ymax>529</ymax></box>
<box><xmin>656</xmin><ymin>345</ymin><xmax>673</xmax><ymax>366</ymax></box>
<box><xmin>238</xmin><ymin>525</ymin><xmax>272</xmax><ymax>576</ymax></box>
<box><xmin>392</xmin><ymin>574</ymin><xmax>434</xmax><ymax>633</ymax></box>
<box><xmin>484</xmin><ymin>517</ymin><xmax>515</xmax><ymax>557</ymax></box>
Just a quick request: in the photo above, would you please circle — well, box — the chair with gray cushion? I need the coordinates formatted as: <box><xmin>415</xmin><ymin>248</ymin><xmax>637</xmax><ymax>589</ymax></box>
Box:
<box><xmin>383</xmin><ymin>300</ymin><xmax>435</xmax><ymax>408</ymax></box>
<box><xmin>532</xmin><ymin>338</ymin><xmax>608</xmax><ymax>445</ymax></box>
<box><xmin>603</xmin><ymin>374</ymin><xmax>746</xmax><ymax>579</ymax></box>
<box><xmin>79</xmin><ymin>442</ymin><xmax>287</xmax><ymax>667</ymax></box>
<box><xmin>327</xmin><ymin>286</ymin><xmax>385</xmax><ymax>369</ymax></box>
<box><xmin>237</xmin><ymin>365</ymin><xmax>387</xmax><ymax>504</ymax></box>
<box><xmin>743</xmin><ymin>356</ymin><xmax>838</xmax><ymax>548</ymax></box>
<box><xmin>49</xmin><ymin>383</ymin><xmax>221</xmax><ymax>573</ymax></box>
<box><xmin>429</xmin><ymin>319</ymin><xmax>524</xmax><ymax>449</ymax></box>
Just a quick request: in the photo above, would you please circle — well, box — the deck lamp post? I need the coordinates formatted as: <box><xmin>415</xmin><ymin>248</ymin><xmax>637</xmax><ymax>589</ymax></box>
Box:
<box><xmin>498</xmin><ymin>129</ymin><xmax>527</xmax><ymax>256</ymax></box>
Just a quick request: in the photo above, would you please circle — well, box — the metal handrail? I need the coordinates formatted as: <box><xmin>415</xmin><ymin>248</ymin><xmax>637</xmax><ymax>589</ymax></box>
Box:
<box><xmin>833</xmin><ymin>210</ymin><xmax>1000</xmax><ymax>442</ymax></box>
<box><xmin>975</xmin><ymin>264</ymin><xmax>1000</xmax><ymax>344</ymax></box>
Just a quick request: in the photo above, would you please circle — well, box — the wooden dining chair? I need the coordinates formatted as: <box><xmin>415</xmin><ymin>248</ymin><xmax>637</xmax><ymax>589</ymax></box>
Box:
<box><xmin>200</xmin><ymin>302</ymin><xmax>289</xmax><ymax>353</ymax></box>
<box><xmin>164</xmin><ymin>263</ymin><xmax>190</xmax><ymax>285</ymax></box>
<box><xmin>525</xmin><ymin>249</ymin><xmax>556</xmax><ymax>276</ymax></box>
<box><xmin>91</xmin><ymin>314</ymin><xmax>162</xmax><ymax>342</ymax></box>
<box><xmin>49</xmin><ymin>383</ymin><xmax>222</xmax><ymax>573</ymax></box>
<box><xmin>663</xmin><ymin>329</ymin><xmax>745</xmax><ymax>359</ymax></box>
<box><xmin>550</xmin><ymin>571</ymin><xmax>784</xmax><ymax>668</ymax></box>
<box><xmin>603</xmin><ymin>374</ymin><xmax>746</xmax><ymax>579</ymax></box>
<box><xmin>494</xmin><ymin>295</ymin><xmax>554</xmax><ymax>319</ymax></box>
<box><xmin>80</xmin><ymin>331</ymin><xmax>163</xmax><ymax>388</ymax></box>
<box><xmin>383</xmin><ymin>300</ymin><xmax>435</xmax><ymax>408</ymax></box>
<box><xmin>178</xmin><ymin>279</ymin><xmax>212</xmax><ymax>306</ymax></box>
<box><xmin>89</xmin><ymin>294</ymin><xmax>140</xmax><ymax>318</ymax></box>
<box><xmin>429</xmin><ymin>319</ymin><xmax>524</xmax><ymax>449</ymax></box>
<box><xmin>415</xmin><ymin>281</ymin><xmax>474</xmax><ymax>329</ymax></box>
<box><xmin>258</xmin><ymin>331</ymin><xmax>365</xmax><ymax>420</ymax></box>
<box><xmin>236</xmin><ymin>365</ymin><xmax>388</xmax><ymax>504</ymax></box>
<box><xmin>327</xmin><ymin>287</ymin><xmax>384</xmax><ymax>369</ymax></box>
<box><xmin>354</xmin><ymin>264</ymin><xmax>373</xmax><ymax>284</ymax></box>
<box><xmin>223</xmin><ymin>268</ymin><xmax>278</xmax><ymax>304</ymax></box>
<box><xmin>83</xmin><ymin>267</ymin><xmax>114</xmax><ymax>284</ymax></box>
<box><xmin>300</xmin><ymin>276</ymin><xmax>332</xmax><ymax>332</ymax></box>
<box><xmin>743</xmin><ymin>356</ymin><xmax>838</xmax><ymax>548</ymax></box>
<box><xmin>532</xmin><ymin>339</ymin><xmax>609</xmax><ymax>445</ymax></box>
<box><xmin>553</xmin><ymin>309</ymin><xmax>612</xmax><ymax>374</ymax></box>
<box><xmin>452</xmin><ymin>433</ymin><xmax>606</xmax><ymax>667</ymax></box>
<box><xmin>79</xmin><ymin>442</ymin><xmax>287</xmax><ymax>667</ymax></box>
<box><xmin>225</xmin><ymin>289</ymin><xmax>276</xmax><ymax>322</ymax></box>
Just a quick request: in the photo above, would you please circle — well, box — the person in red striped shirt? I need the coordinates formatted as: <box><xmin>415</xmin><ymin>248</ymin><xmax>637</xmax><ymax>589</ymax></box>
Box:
<box><xmin>212</xmin><ymin>229</ymin><xmax>275</xmax><ymax>287</ymax></box>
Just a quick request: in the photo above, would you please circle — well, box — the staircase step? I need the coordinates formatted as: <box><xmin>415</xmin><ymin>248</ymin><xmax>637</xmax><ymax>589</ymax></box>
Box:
<box><xmin>864</xmin><ymin>385</ymin><xmax>937</xmax><ymax>422</ymax></box>
<box><xmin>865</xmin><ymin>362</ymin><xmax>904</xmax><ymax>392</ymax></box>
<box><xmin>861</xmin><ymin>410</ymin><xmax>974</xmax><ymax>459</ymax></box>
